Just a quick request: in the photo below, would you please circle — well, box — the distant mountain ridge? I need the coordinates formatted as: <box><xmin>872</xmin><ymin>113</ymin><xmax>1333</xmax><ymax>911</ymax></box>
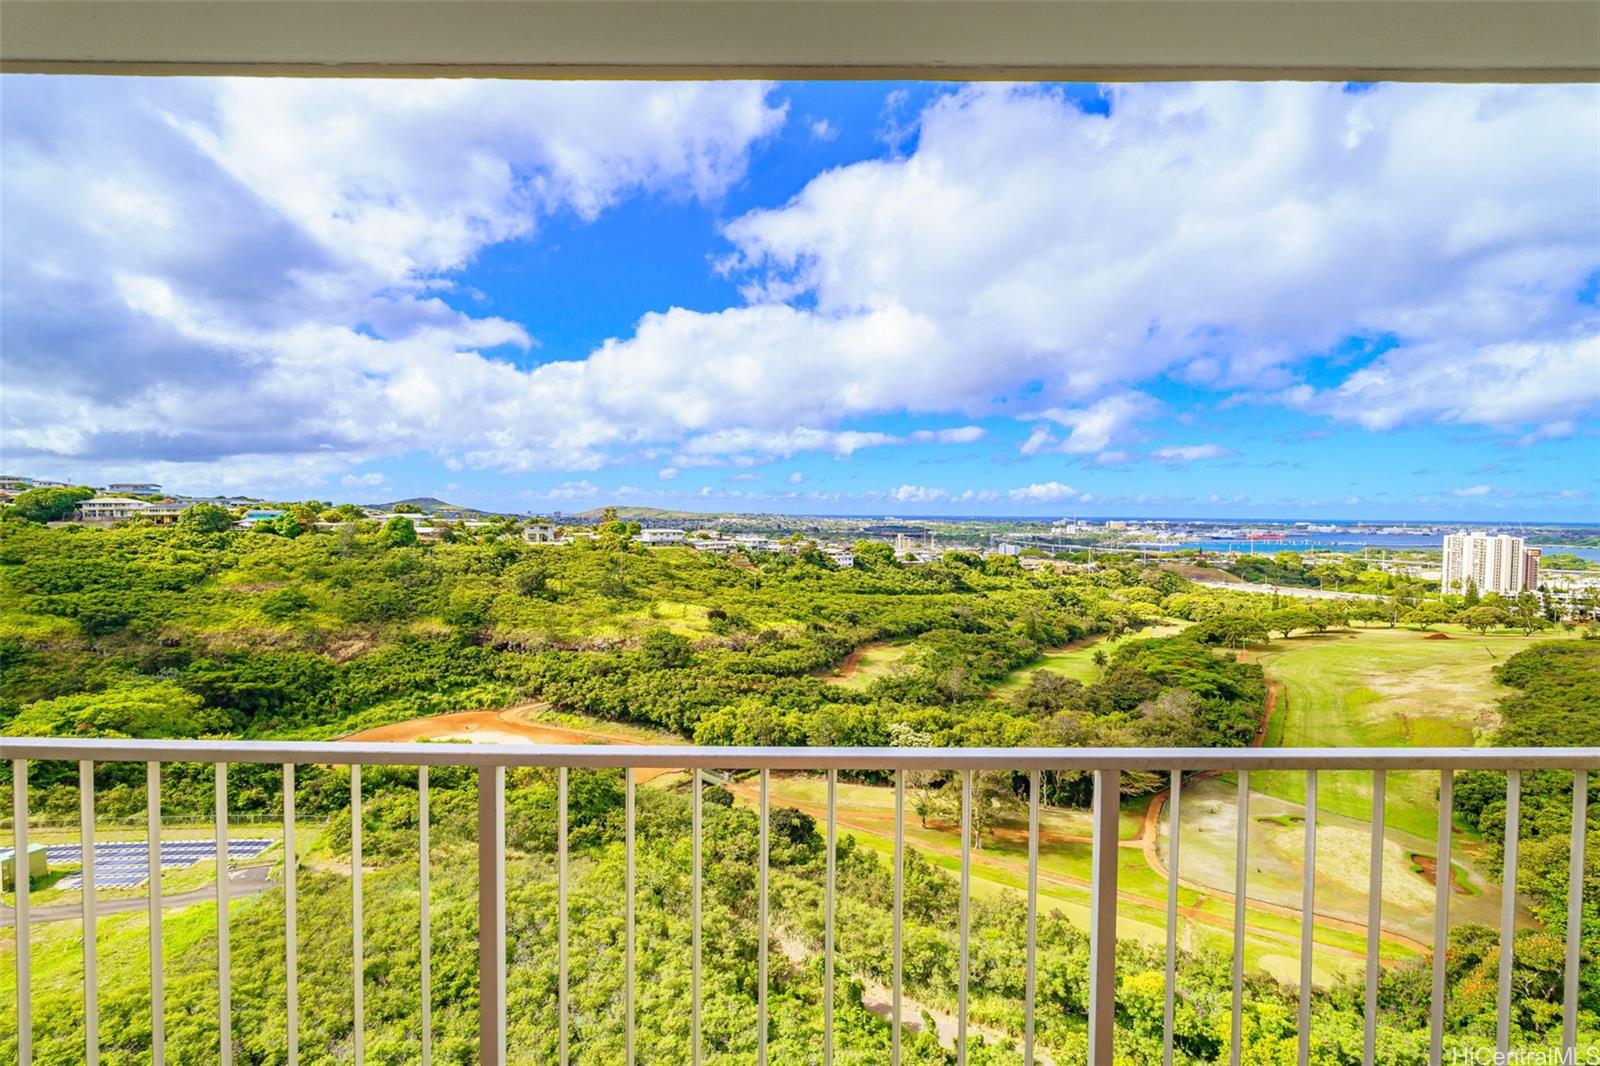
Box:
<box><xmin>571</xmin><ymin>505</ymin><xmax>737</xmax><ymax>522</ymax></box>
<box><xmin>362</xmin><ymin>496</ymin><xmax>497</xmax><ymax>517</ymax></box>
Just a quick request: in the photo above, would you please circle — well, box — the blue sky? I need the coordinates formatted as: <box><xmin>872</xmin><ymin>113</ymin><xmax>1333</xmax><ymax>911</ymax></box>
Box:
<box><xmin>2</xmin><ymin>77</ymin><xmax>1597</xmax><ymax>519</ymax></box>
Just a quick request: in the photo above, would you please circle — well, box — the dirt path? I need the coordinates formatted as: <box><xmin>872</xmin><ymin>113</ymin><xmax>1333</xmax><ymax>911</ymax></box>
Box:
<box><xmin>827</xmin><ymin>642</ymin><xmax>888</xmax><ymax>681</ymax></box>
<box><xmin>769</xmin><ymin>927</ymin><xmax>1051</xmax><ymax>1062</ymax></box>
<box><xmin>1411</xmin><ymin>854</ymin><xmax>1472</xmax><ymax>895</ymax></box>
<box><xmin>340</xmin><ymin>703</ymin><xmax>683</xmax><ymax>782</ymax></box>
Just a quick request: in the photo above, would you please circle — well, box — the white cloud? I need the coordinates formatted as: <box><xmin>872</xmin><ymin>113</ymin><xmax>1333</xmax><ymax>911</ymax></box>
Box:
<box><xmin>657</xmin><ymin>467</ymin><xmax>679</xmax><ymax>480</ymax></box>
<box><xmin>910</xmin><ymin>425</ymin><xmax>986</xmax><ymax>444</ymax></box>
<box><xmin>1008</xmin><ymin>481</ymin><xmax>1082</xmax><ymax>503</ymax></box>
<box><xmin>1305</xmin><ymin>336</ymin><xmax>1600</xmax><ymax>432</ymax></box>
<box><xmin>1033</xmin><ymin>394</ymin><xmax>1160</xmax><ymax>454</ymax></box>
<box><xmin>6</xmin><ymin>78</ymin><xmax>1597</xmax><ymax>488</ymax></box>
<box><xmin>724</xmin><ymin>82</ymin><xmax>1598</xmax><ymax>438</ymax></box>
<box><xmin>537</xmin><ymin>480</ymin><xmax>605</xmax><ymax>500</ymax></box>
<box><xmin>787</xmin><ymin>471</ymin><xmax>805</xmax><ymax>484</ymax></box>
<box><xmin>889</xmin><ymin>484</ymin><xmax>950</xmax><ymax>502</ymax></box>
<box><xmin>340</xmin><ymin>472</ymin><xmax>387</xmax><ymax>488</ymax></box>
<box><xmin>809</xmin><ymin>118</ymin><xmax>838</xmax><ymax>142</ymax></box>
<box><xmin>1</xmin><ymin>77</ymin><xmax>786</xmax><ymax>485</ymax></box>
<box><xmin>1450</xmin><ymin>484</ymin><xmax>1494</xmax><ymax>497</ymax></box>
<box><xmin>1511</xmin><ymin>421</ymin><xmax>1576</xmax><ymax>449</ymax></box>
<box><xmin>1149</xmin><ymin>443</ymin><xmax>1237</xmax><ymax>463</ymax></box>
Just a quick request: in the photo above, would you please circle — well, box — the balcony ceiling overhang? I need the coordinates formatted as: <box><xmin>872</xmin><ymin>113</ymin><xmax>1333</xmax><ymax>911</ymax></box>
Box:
<box><xmin>2</xmin><ymin>0</ymin><xmax>1597</xmax><ymax>82</ymax></box>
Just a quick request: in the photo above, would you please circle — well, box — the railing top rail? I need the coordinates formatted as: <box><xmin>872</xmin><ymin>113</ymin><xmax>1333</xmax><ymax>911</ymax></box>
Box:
<box><xmin>2</xmin><ymin>736</ymin><xmax>1597</xmax><ymax>770</ymax></box>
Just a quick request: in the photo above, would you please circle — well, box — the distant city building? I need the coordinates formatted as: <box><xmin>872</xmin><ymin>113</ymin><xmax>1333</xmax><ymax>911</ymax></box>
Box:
<box><xmin>1441</xmin><ymin>531</ymin><xmax>1541</xmax><ymax>596</ymax></box>
<box><xmin>0</xmin><ymin>475</ymin><xmax>34</xmax><ymax>492</ymax></box>
<box><xmin>106</xmin><ymin>482</ymin><xmax>162</xmax><ymax>495</ymax></box>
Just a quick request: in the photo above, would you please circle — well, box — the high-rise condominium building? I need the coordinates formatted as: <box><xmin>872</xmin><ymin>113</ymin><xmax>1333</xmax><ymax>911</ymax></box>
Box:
<box><xmin>1441</xmin><ymin>532</ymin><xmax>1541</xmax><ymax>596</ymax></box>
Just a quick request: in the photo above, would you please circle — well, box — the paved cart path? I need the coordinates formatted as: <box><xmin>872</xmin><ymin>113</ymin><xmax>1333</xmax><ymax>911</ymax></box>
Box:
<box><xmin>1</xmin><ymin>865</ymin><xmax>273</xmax><ymax>926</ymax></box>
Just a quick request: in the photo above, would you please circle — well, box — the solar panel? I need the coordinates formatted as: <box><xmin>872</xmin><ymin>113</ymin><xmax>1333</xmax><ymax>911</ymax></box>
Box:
<box><xmin>40</xmin><ymin>837</ymin><xmax>279</xmax><ymax>887</ymax></box>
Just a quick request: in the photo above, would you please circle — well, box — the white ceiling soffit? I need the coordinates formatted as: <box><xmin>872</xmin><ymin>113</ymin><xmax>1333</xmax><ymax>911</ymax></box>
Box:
<box><xmin>1</xmin><ymin>0</ymin><xmax>1597</xmax><ymax>82</ymax></box>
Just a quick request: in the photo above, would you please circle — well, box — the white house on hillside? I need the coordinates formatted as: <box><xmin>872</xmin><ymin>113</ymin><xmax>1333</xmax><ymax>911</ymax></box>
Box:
<box><xmin>523</xmin><ymin>523</ymin><xmax>559</xmax><ymax>544</ymax></box>
<box><xmin>77</xmin><ymin>497</ymin><xmax>151</xmax><ymax>522</ymax></box>
<box><xmin>638</xmin><ymin>528</ymin><xmax>686</xmax><ymax>546</ymax></box>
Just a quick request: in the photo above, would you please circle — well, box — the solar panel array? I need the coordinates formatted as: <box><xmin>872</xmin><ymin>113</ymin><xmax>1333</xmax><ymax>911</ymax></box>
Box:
<box><xmin>51</xmin><ymin>839</ymin><xmax>276</xmax><ymax>890</ymax></box>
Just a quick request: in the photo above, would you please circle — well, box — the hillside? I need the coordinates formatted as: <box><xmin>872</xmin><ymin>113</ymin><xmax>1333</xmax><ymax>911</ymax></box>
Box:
<box><xmin>571</xmin><ymin>505</ymin><xmax>738</xmax><ymax>522</ymax></box>
<box><xmin>359</xmin><ymin>495</ymin><xmax>499</xmax><ymax>517</ymax></box>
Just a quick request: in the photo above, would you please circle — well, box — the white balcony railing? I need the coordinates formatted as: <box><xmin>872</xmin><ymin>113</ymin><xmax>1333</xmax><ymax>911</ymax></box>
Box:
<box><xmin>3</xmin><ymin>738</ymin><xmax>1594</xmax><ymax>1066</ymax></box>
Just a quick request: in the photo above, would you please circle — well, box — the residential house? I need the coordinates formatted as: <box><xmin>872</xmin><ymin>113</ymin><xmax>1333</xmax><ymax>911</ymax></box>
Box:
<box><xmin>76</xmin><ymin>496</ymin><xmax>152</xmax><ymax>523</ymax></box>
<box><xmin>523</xmin><ymin>523</ymin><xmax>560</xmax><ymax>544</ymax></box>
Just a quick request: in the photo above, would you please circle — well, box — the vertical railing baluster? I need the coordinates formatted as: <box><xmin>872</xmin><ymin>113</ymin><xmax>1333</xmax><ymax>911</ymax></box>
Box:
<box><xmin>80</xmin><ymin>760</ymin><xmax>99</xmax><ymax>1066</ymax></box>
<box><xmin>1496</xmin><ymin>769</ymin><xmax>1520</xmax><ymax>1057</ymax></box>
<box><xmin>352</xmin><ymin>764</ymin><xmax>363</xmax><ymax>1066</ymax></box>
<box><xmin>757</xmin><ymin>769</ymin><xmax>769</xmax><ymax>1066</ymax></box>
<box><xmin>215</xmin><ymin>762</ymin><xmax>230</xmax><ymax>1066</ymax></box>
<box><xmin>1089</xmin><ymin>768</ymin><xmax>1120</xmax><ymax>1066</ymax></box>
<box><xmin>625</xmin><ymin>767</ymin><xmax>636</xmax><ymax>1066</ymax></box>
<box><xmin>419</xmin><ymin>765</ymin><xmax>431</xmax><ymax>1066</ymax></box>
<box><xmin>958</xmin><ymin>769</ymin><xmax>971</xmax><ymax>1065</ymax></box>
<box><xmin>1163</xmin><ymin>770</ymin><xmax>1181</xmax><ymax>1066</ymax></box>
<box><xmin>1430</xmin><ymin>769</ymin><xmax>1453</xmax><ymax>1066</ymax></box>
<box><xmin>1563</xmin><ymin>769</ymin><xmax>1587</xmax><ymax>1054</ymax></box>
<box><xmin>478</xmin><ymin>765</ymin><xmax>506</xmax><ymax>1066</ymax></box>
<box><xmin>11</xmin><ymin>759</ymin><xmax>30</xmax><ymax>1066</ymax></box>
<box><xmin>284</xmin><ymin>763</ymin><xmax>298</xmax><ymax>1066</ymax></box>
<box><xmin>1025</xmin><ymin>769</ymin><xmax>1039</xmax><ymax>1066</ymax></box>
<box><xmin>691</xmin><ymin>768</ymin><xmax>703</xmax><ymax>1066</ymax></box>
<box><xmin>893</xmin><ymin>768</ymin><xmax>905</xmax><ymax>1066</ymax></box>
<box><xmin>1298</xmin><ymin>770</ymin><xmax>1317</xmax><ymax>1066</ymax></box>
<box><xmin>824</xmin><ymin>768</ymin><xmax>836</xmax><ymax>1066</ymax></box>
<box><xmin>558</xmin><ymin>766</ymin><xmax>569</xmax><ymax>1066</ymax></box>
<box><xmin>1363</xmin><ymin>770</ymin><xmax>1385</xmax><ymax>1066</ymax></box>
<box><xmin>1230</xmin><ymin>770</ymin><xmax>1248</xmax><ymax>1066</ymax></box>
<box><xmin>147</xmin><ymin>762</ymin><xmax>164</xmax><ymax>1066</ymax></box>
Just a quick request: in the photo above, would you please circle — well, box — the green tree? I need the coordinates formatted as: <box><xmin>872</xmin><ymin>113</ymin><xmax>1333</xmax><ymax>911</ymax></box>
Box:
<box><xmin>640</xmin><ymin>628</ymin><xmax>692</xmax><ymax>669</ymax></box>
<box><xmin>1264</xmin><ymin>606</ymin><xmax>1317</xmax><ymax>639</ymax></box>
<box><xmin>1403</xmin><ymin>601</ymin><xmax>1454</xmax><ymax>630</ymax></box>
<box><xmin>1460</xmin><ymin>606</ymin><xmax>1508</xmax><ymax>635</ymax></box>
<box><xmin>177</xmin><ymin>502</ymin><xmax>235</xmax><ymax>534</ymax></box>
<box><xmin>5</xmin><ymin>485</ymin><xmax>94</xmax><ymax>523</ymax></box>
<box><xmin>852</xmin><ymin>540</ymin><xmax>897</xmax><ymax>569</ymax></box>
<box><xmin>378</xmin><ymin>515</ymin><xmax>418</xmax><ymax>547</ymax></box>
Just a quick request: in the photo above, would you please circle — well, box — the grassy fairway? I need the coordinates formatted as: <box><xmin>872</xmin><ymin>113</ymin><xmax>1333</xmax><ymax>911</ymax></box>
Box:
<box><xmin>737</xmin><ymin>774</ymin><xmax>1424</xmax><ymax>985</ymax></box>
<box><xmin>822</xmin><ymin>641</ymin><xmax>916</xmax><ymax>690</ymax></box>
<box><xmin>991</xmin><ymin>622</ymin><xmax>1187</xmax><ymax>692</ymax></box>
<box><xmin>1252</xmin><ymin>625</ymin><xmax>1563</xmax><ymax>837</ymax></box>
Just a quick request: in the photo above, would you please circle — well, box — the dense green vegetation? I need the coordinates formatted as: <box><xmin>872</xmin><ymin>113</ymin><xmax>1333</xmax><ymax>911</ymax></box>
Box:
<box><xmin>1456</xmin><ymin>641</ymin><xmax>1600</xmax><ymax>1038</ymax></box>
<box><xmin>2</xmin><ymin>521</ymin><xmax>1596</xmax><ymax>1062</ymax></box>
